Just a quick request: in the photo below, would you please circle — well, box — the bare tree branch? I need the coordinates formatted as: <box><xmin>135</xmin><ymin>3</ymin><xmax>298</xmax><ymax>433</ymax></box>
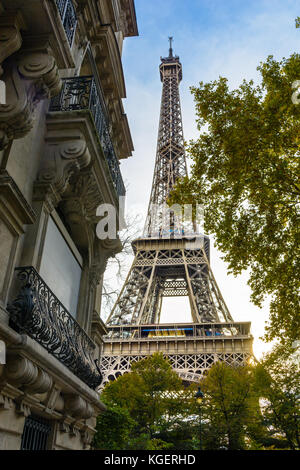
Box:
<box><xmin>101</xmin><ymin>211</ymin><xmax>143</xmax><ymax>319</ymax></box>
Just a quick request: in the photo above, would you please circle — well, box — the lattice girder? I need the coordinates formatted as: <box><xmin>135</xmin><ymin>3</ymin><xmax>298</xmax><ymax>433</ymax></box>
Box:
<box><xmin>102</xmin><ymin>44</ymin><xmax>253</xmax><ymax>388</ymax></box>
<box><xmin>106</xmin><ymin>238</ymin><xmax>233</xmax><ymax>326</ymax></box>
<box><xmin>99</xmin><ymin>352</ymin><xmax>252</xmax><ymax>389</ymax></box>
<box><xmin>144</xmin><ymin>50</ymin><xmax>187</xmax><ymax>237</ymax></box>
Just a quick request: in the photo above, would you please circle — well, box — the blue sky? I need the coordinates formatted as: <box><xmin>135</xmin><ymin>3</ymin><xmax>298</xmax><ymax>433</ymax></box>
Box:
<box><xmin>103</xmin><ymin>1</ymin><xmax>300</xmax><ymax>358</ymax></box>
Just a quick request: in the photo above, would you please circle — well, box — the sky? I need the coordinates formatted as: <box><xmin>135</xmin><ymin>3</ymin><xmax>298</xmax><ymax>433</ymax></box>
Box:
<box><xmin>102</xmin><ymin>0</ymin><xmax>300</xmax><ymax>359</ymax></box>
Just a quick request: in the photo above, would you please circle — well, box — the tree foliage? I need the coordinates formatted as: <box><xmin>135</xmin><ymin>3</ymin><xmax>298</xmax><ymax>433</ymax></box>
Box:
<box><xmin>94</xmin><ymin>353</ymin><xmax>193</xmax><ymax>450</ymax></box>
<box><xmin>170</xmin><ymin>54</ymin><xmax>300</xmax><ymax>343</ymax></box>
<box><xmin>92</xmin><ymin>405</ymin><xmax>135</xmax><ymax>450</ymax></box>
<box><xmin>199</xmin><ymin>362</ymin><xmax>261</xmax><ymax>449</ymax></box>
<box><xmin>254</xmin><ymin>344</ymin><xmax>300</xmax><ymax>450</ymax></box>
<box><xmin>93</xmin><ymin>352</ymin><xmax>299</xmax><ymax>450</ymax></box>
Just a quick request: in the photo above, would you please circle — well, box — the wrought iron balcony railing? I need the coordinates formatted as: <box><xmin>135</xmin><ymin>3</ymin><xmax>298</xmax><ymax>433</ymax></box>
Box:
<box><xmin>55</xmin><ymin>0</ymin><xmax>77</xmax><ymax>47</ymax></box>
<box><xmin>7</xmin><ymin>267</ymin><xmax>102</xmax><ymax>390</ymax></box>
<box><xmin>49</xmin><ymin>75</ymin><xmax>126</xmax><ymax>197</ymax></box>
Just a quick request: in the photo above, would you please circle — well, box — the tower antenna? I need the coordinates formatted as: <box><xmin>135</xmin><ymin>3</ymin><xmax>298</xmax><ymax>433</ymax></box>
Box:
<box><xmin>168</xmin><ymin>36</ymin><xmax>173</xmax><ymax>57</ymax></box>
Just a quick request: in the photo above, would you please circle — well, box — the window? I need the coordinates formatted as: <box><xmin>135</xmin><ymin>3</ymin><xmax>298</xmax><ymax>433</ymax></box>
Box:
<box><xmin>20</xmin><ymin>415</ymin><xmax>51</xmax><ymax>450</ymax></box>
<box><xmin>39</xmin><ymin>212</ymin><xmax>82</xmax><ymax>318</ymax></box>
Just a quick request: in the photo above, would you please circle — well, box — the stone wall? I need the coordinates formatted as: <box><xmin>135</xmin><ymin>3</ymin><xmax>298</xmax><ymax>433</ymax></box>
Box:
<box><xmin>0</xmin><ymin>0</ymin><xmax>138</xmax><ymax>450</ymax></box>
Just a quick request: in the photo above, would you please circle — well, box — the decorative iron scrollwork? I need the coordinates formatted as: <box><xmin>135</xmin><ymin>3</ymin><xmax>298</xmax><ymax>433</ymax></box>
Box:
<box><xmin>49</xmin><ymin>75</ymin><xmax>126</xmax><ymax>197</ymax></box>
<box><xmin>55</xmin><ymin>0</ymin><xmax>77</xmax><ymax>47</ymax></box>
<box><xmin>7</xmin><ymin>266</ymin><xmax>102</xmax><ymax>390</ymax></box>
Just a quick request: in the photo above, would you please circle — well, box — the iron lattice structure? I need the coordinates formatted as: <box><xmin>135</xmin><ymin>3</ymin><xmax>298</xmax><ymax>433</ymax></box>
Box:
<box><xmin>144</xmin><ymin>40</ymin><xmax>187</xmax><ymax>237</ymax></box>
<box><xmin>100</xmin><ymin>40</ymin><xmax>253</xmax><ymax>386</ymax></box>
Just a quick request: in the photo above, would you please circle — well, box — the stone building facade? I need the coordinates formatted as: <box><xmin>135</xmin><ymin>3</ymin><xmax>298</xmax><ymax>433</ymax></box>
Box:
<box><xmin>0</xmin><ymin>0</ymin><xmax>138</xmax><ymax>450</ymax></box>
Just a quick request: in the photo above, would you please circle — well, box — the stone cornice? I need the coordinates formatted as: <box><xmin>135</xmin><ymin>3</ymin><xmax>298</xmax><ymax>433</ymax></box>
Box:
<box><xmin>93</xmin><ymin>24</ymin><xmax>126</xmax><ymax>99</ymax></box>
<box><xmin>117</xmin><ymin>108</ymin><xmax>134</xmax><ymax>159</ymax></box>
<box><xmin>91</xmin><ymin>311</ymin><xmax>108</xmax><ymax>338</ymax></box>
<box><xmin>95</xmin><ymin>0</ymin><xmax>138</xmax><ymax>38</ymax></box>
<box><xmin>120</xmin><ymin>0</ymin><xmax>139</xmax><ymax>37</ymax></box>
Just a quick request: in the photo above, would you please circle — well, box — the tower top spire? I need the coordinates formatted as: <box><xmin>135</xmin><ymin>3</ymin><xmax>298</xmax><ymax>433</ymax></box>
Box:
<box><xmin>160</xmin><ymin>37</ymin><xmax>182</xmax><ymax>82</ymax></box>
<box><xmin>168</xmin><ymin>36</ymin><xmax>173</xmax><ymax>57</ymax></box>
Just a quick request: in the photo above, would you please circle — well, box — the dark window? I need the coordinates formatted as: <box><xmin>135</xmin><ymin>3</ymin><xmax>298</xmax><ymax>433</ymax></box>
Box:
<box><xmin>20</xmin><ymin>415</ymin><xmax>51</xmax><ymax>450</ymax></box>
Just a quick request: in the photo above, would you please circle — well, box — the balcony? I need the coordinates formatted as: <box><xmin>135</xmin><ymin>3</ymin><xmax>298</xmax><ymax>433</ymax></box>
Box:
<box><xmin>49</xmin><ymin>75</ymin><xmax>126</xmax><ymax>198</ymax></box>
<box><xmin>7</xmin><ymin>267</ymin><xmax>102</xmax><ymax>390</ymax></box>
<box><xmin>55</xmin><ymin>0</ymin><xmax>77</xmax><ymax>47</ymax></box>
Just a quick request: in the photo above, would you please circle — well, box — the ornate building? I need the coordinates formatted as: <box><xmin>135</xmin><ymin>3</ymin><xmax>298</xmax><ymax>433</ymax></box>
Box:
<box><xmin>100</xmin><ymin>41</ymin><xmax>253</xmax><ymax>386</ymax></box>
<box><xmin>0</xmin><ymin>0</ymin><xmax>138</xmax><ymax>450</ymax></box>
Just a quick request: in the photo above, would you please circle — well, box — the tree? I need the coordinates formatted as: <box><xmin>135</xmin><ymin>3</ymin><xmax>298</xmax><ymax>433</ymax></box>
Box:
<box><xmin>92</xmin><ymin>405</ymin><xmax>135</xmax><ymax>450</ymax></box>
<box><xmin>95</xmin><ymin>353</ymin><xmax>194</xmax><ymax>450</ymax></box>
<box><xmin>254</xmin><ymin>344</ymin><xmax>300</xmax><ymax>450</ymax></box>
<box><xmin>199</xmin><ymin>363</ymin><xmax>260</xmax><ymax>449</ymax></box>
<box><xmin>170</xmin><ymin>53</ymin><xmax>300</xmax><ymax>344</ymax></box>
<box><xmin>93</xmin><ymin>353</ymin><xmax>298</xmax><ymax>450</ymax></box>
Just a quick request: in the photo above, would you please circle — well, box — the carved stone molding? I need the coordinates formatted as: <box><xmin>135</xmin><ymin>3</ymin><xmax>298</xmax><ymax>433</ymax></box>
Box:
<box><xmin>15</xmin><ymin>401</ymin><xmax>31</xmax><ymax>417</ymax></box>
<box><xmin>44</xmin><ymin>385</ymin><xmax>64</xmax><ymax>413</ymax></box>
<box><xmin>69</xmin><ymin>170</ymin><xmax>105</xmax><ymax>222</ymax></box>
<box><xmin>59</xmin><ymin>168</ymin><xmax>123</xmax><ymax>262</ymax></box>
<box><xmin>69</xmin><ymin>423</ymin><xmax>80</xmax><ymax>437</ymax></box>
<box><xmin>91</xmin><ymin>311</ymin><xmax>107</xmax><ymax>347</ymax></box>
<box><xmin>0</xmin><ymin>12</ymin><xmax>24</xmax><ymax>76</ymax></box>
<box><xmin>59</xmin><ymin>421</ymin><xmax>82</xmax><ymax>440</ymax></box>
<box><xmin>5</xmin><ymin>354</ymin><xmax>38</xmax><ymax>387</ymax></box>
<box><xmin>0</xmin><ymin>393</ymin><xmax>13</xmax><ymax>411</ymax></box>
<box><xmin>80</xmin><ymin>426</ymin><xmax>94</xmax><ymax>448</ymax></box>
<box><xmin>23</xmin><ymin>368</ymin><xmax>53</xmax><ymax>395</ymax></box>
<box><xmin>33</xmin><ymin>182</ymin><xmax>60</xmax><ymax>212</ymax></box>
<box><xmin>63</xmin><ymin>394</ymin><xmax>94</xmax><ymax>420</ymax></box>
<box><xmin>59</xmin><ymin>169</ymin><xmax>104</xmax><ymax>251</ymax></box>
<box><xmin>0</xmin><ymin>44</ymin><xmax>61</xmax><ymax>149</ymax></box>
<box><xmin>18</xmin><ymin>51</ymin><xmax>60</xmax><ymax>92</ymax></box>
<box><xmin>37</xmin><ymin>129</ymin><xmax>92</xmax><ymax>197</ymax></box>
<box><xmin>90</xmin><ymin>237</ymin><xmax>122</xmax><ymax>286</ymax></box>
<box><xmin>60</xmin><ymin>420</ymin><xmax>70</xmax><ymax>434</ymax></box>
<box><xmin>5</xmin><ymin>353</ymin><xmax>53</xmax><ymax>395</ymax></box>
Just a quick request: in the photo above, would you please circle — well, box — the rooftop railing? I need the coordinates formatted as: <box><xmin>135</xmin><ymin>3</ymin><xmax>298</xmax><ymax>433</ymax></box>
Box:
<box><xmin>104</xmin><ymin>322</ymin><xmax>252</xmax><ymax>341</ymax></box>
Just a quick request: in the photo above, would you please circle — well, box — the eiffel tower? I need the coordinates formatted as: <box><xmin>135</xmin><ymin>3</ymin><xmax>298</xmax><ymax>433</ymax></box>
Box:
<box><xmin>100</xmin><ymin>39</ymin><xmax>253</xmax><ymax>386</ymax></box>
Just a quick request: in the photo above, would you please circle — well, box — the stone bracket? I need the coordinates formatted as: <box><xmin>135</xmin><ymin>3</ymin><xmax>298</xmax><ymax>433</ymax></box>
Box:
<box><xmin>0</xmin><ymin>392</ymin><xmax>13</xmax><ymax>411</ymax></box>
<box><xmin>15</xmin><ymin>400</ymin><xmax>31</xmax><ymax>417</ymax></box>
<box><xmin>90</xmin><ymin>237</ymin><xmax>123</xmax><ymax>286</ymax></box>
<box><xmin>37</xmin><ymin>128</ymin><xmax>92</xmax><ymax>198</ymax></box>
<box><xmin>0</xmin><ymin>41</ymin><xmax>61</xmax><ymax>149</ymax></box>
<box><xmin>0</xmin><ymin>12</ymin><xmax>25</xmax><ymax>76</ymax></box>
<box><xmin>63</xmin><ymin>394</ymin><xmax>94</xmax><ymax>420</ymax></box>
